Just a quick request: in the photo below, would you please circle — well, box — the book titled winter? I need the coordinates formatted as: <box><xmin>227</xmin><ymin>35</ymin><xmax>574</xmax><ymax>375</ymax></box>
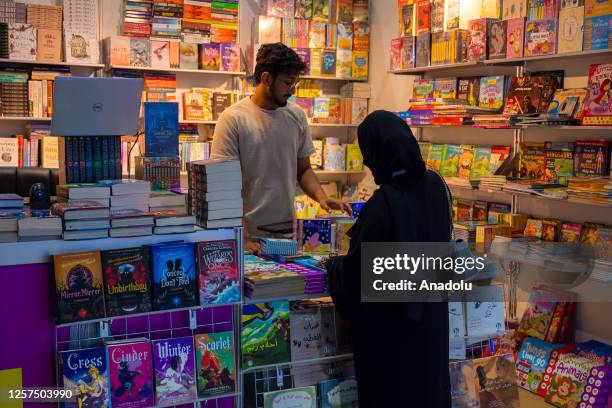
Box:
<box><xmin>152</xmin><ymin>336</ymin><xmax>197</xmax><ymax>405</ymax></box>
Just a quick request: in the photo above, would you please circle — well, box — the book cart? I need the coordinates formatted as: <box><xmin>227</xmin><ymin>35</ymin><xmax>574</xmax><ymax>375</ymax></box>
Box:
<box><xmin>392</xmin><ymin>47</ymin><xmax>612</xmax><ymax>408</ymax></box>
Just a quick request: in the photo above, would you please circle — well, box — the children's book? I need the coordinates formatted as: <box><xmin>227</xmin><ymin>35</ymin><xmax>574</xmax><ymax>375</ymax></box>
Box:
<box><xmin>473</xmin><ymin>354</ymin><xmax>520</xmax><ymax>408</ymax></box>
<box><xmin>267</xmin><ymin>0</ymin><xmax>294</xmax><ymax>18</ymax></box>
<box><xmin>439</xmin><ymin>144</ymin><xmax>462</xmax><ymax>177</ymax></box>
<box><xmin>151</xmin><ymin>242</ymin><xmax>198</xmax><ymax>310</ymax></box>
<box><xmin>107</xmin><ymin>339</ymin><xmax>154</xmax><ymax>408</ymax></box>
<box><xmin>585</xmin><ymin>0</ymin><xmax>611</xmax><ymax>16</ymax></box>
<box><xmin>541</xmin><ymin>219</ymin><xmax>561</xmax><ymax>241</ymax></box>
<box><xmin>431</xmin><ymin>0</ymin><xmax>446</xmax><ymax>33</ymax></box>
<box><xmin>467</xmin><ymin>19</ymin><xmax>488</xmax><ymax>61</ymax></box>
<box><xmin>402</xmin><ymin>36</ymin><xmax>416</xmax><ymax>69</ymax></box>
<box><xmin>416</xmin><ymin>0</ymin><xmax>431</xmax><ymax>34</ymax></box>
<box><xmin>583</xmin><ymin>15</ymin><xmax>612</xmax><ymax>51</ymax></box>
<box><xmin>130</xmin><ymin>38</ymin><xmax>150</xmax><ymax>67</ymax></box>
<box><xmin>519</xmin><ymin>142</ymin><xmax>546</xmax><ymax>180</ymax></box>
<box><xmin>413</xmin><ymin>79</ymin><xmax>435</xmax><ymax>98</ymax></box>
<box><xmin>547</xmin><ymin>88</ymin><xmax>588</xmax><ymax>117</ymax></box>
<box><xmin>434</xmin><ymin>78</ymin><xmax>458</xmax><ymax>99</ymax></box>
<box><xmin>415</xmin><ymin>32</ymin><xmax>431</xmax><ymax>67</ymax></box>
<box><xmin>458</xmin><ymin>77</ymin><xmax>481</xmax><ymax>106</ymax></box>
<box><xmin>391</xmin><ymin>38</ymin><xmax>403</xmax><ymax>71</ymax></box>
<box><xmin>101</xmin><ymin>247</ymin><xmax>152</xmax><ymax>317</ymax></box>
<box><xmin>180</xmin><ymin>42</ymin><xmax>198</xmax><ymax>70</ymax></box>
<box><xmin>242</xmin><ymin>301</ymin><xmax>291</xmax><ymax>368</ymax></box>
<box><xmin>60</xmin><ymin>347</ymin><xmax>108</xmax><ymax>408</ymax></box>
<box><xmin>524</xmin><ymin>19</ymin><xmax>557</xmax><ymax>56</ymax></box>
<box><xmin>560</xmin><ymin>223</ymin><xmax>582</xmax><ymax>242</ymax></box>
<box><xmin>295</xmin><ymin>0</ymin><xmax>313</xmax><ymax>19</ymax></box>
<box><xmin>152</xmin><ymin>337</ymin><xmax>197</xmax><ymax>405</ymax></box>
<box><xmin>479</xmin><ymin>76</ymin><xmax>506</xmax><ymax>110</ymax></box>
<box><xmin>296</xmin><ymin>219</ymin><xmax>333</xmax><ymax>254</ymax></box>
<box><xmin>517</xmin><ymin>287</ymin><xmax>559</xmax><ymax>339</ymax></box>
<box><xmin>353</xmin><ymin>22</ymin><xmax>370</xmax><ymax>51</ymax></box>
<box><xmin>144</xmin><ymin>102</ymin><xmax>179</xmax><ymax>158</ymax></box>
<box><xmin>264</xmin><ymin>386</ymin><xmax>317</xmax><ymax>408</ymax></box>
<box><xmin>446</xmin><ymin>0</ymin><xmax>461</xmax><ymax>30</ymax></box>
<box><xmin>558</xmin><ymin>7</ymin><xmax>584</xmax><ymax>54</ymax></box>
<box><xmin>321</xmin><ymin>49</ymin><xmax>337</xmax><ymax>76</ymax></box>
<box><xmin>503</xmin><ymin>76</ymin><xmax>557</xmax><ymax>115</ymax></box>
<box><xmin>544</xmin><ymin>142</ymin><xmax>574</xmax><ymax>185</ymax></box>
<box><xmin>54</xmin><ymin>251</ymin><xmax>105</xmax><ymax>323</ymax></box>
<box><xmin>336</xmin><ymin>0</ymin><xmax>354</xmax><ymax>23</ymax></box>
<box><xmin>470</xmin><ymin>146</ymin><xmax>493</xmax><ymax>179</ymax></box>
<box><xmin>312</xmin><ymin>0</ymin><xmax>330</xmax><ymax>21</ymax></box>
<box><xmin>573</xmin><ymin>140</ymin><xmax>610</xmax><ymax>177</ymax></box>
<box><xmin>487</xmin><ymin>20</ymin><xmax>507</xmax><ymax>59</ymax></box>
<box><xmin>506</xmin><ymin>18</ymin><xmax>525</xmax><ymax>58</ymax></box>
<box><xmin>450</xmin><ymin>360</ymin><xmax>479</xmax><ymax>408</ymax></box>
<box><xmin>194</xmin><ymin>332</ymin><xmax>235</xmax><ymax>397</ymax></box>
<box><xmin>545</xmin><ymin>353</ymin><xmax>602</xmax><ymax>408</ymax></box>
<box><xmin>290</xmin><ymin>303</ymin><xmax>336</xmax><ymax>361</ymax></box>
<box><xmin>345</xmin><ymin>144</ymin><xmax>364</xmax><ymax>171</ymax></box>
<box><xmin>199</xmin><ymin>43</ymin><xmax>221</xmax><ymax>70</ymax></box>
<box><xmin>351</xmin><ymin>51</ymin><xmax>368</xmax><ymax>79</ymax></box>
<box><xmin>319</xmin><ymin>377</ymin><xmax>359</xmax><ymax>408</ymax></box>
<box><xmin>503</xmin><ymin>0</ymin><xmax>527</xmax><ymax>19</ymax></box>
<box><xmin>427</xmin><ymin>143</ymin><xmax>445</xmax><ymax>170</ymax></box>
<box><xmin>481</xmin><ymin>0</ymin><xmax>503</xmax><ymax>18</ymax></box>
<box><xmin>196</xmin><ymin>240</ymin><xmax>240</xmax><ymax>305</ymax></box>
<box><xmin>465</xmin><ymin>285</ymin><xmax>506</xmax><ymax>337</ymax></box>
<box><xmin>458</xmin><ymin>144</ymin><xmax>476</xmax><ymax>179</ymax></box>
<box><xmin>582</xmin><ymin>64</ymin><xmax>612</xmax><ymax>126</ymax></box>
<box><xmin>337</xmin><ymin>23</ymin><xmax>353</xmax><ymax>49</ymax></box>
<box><xmin>400</xmin><ymin>4</ymin><xmax>414</xmax><ymax>36</ymax></box>
<box><xmin>220</xmin><ymin>43</ymin><xmax>240</xmax><ymax>72</ymax></box>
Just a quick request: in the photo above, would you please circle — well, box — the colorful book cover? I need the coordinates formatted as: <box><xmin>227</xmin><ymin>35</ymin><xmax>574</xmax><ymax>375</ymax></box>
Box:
<box><xmin>391</xmin><ymin>37</ymin><xmax>403</xmax><ymax>71</ymax></box>
<box><xmin>545</xmin><ymin>353</ymin><xmax>602</xmax><ymax>408</ymax></box>
<box><xmin>416</xmin><ymin>0</ymin><xmax>431</xmax><ymax>34</ymax></box>
<box><xmin>101</xmin><ymin>247</ymin><xmax>152</xmax><ymax>317</ymax></box>
<box><xmin>336</xmin><ymin>0</ymin><xmax>354</xmax><ymax>23</ymax></box>
<box><xmin>353</xmin><ymin>22</ymin><xmax>370</xmax><ymax>51</ymax></box>
<box><xmin>107</xmin><ymin>340</ymin><xmax>155</xmax><ymax>408</ymax></box>
<box><xmin>583</xmin><ymin>15</ymin><xmax>612</xmax><ymax>51</ymax></box>
<box><xmin>295</xmin><ymin>0</ymin><xmax>313</xmax><ymax>19</ymax></box>
<box><xmin>470</xmin><ymin>146</ymin><xmax>493</xmax><ymax>179</ymax></box>
<box><xmin>479</xmin><ymin>76</ymin><xmax>505</xmax><ymax>110</ymax></box>
<box><xmin>152</xmin><ymin>337</ymin><xmax>197</xmax><ymax>405</ymax></box>
<box><xmin>144</xmin><ymin>102</ymin><xmax>179</xmax><ymax>158</ymax></box>
<box><xmin>560</xmin><ymin>223</ymin><xmax>582</xmax><ymax>242</ymax></box>
<box><xmin>457</xmin><ymin>145</ymin><xmax>476</xmax><ymax>179</ymax></box>
<box><xmin>524</xmin><ymin>19</ymin><xmax>557</xmax><ymax>56</ymax></box>
<box><xmin>413</xmin><ymin>79</ymin><xmax>435</xmax><ymax>98</ymax></box>
<box><xmin>488</xmin><ymin>20</ymin><xmax>507</xmax><ymax>59</ymax></box>
<box><xmin>310</xmin><ymin>139</ymin><xmax>323</xmax><ymax>168</ymax></box>
<box><xmin>242</xmin><ymin>301</ymin><xmax>291</xmax><ymax>368</ymax></box>
<box><xmin>547</xmin><ymin>88</ymin><xmax>588</xmax><ymax>117</ymax></box>
<box><xmin>353</xmin><ymin>0</ymin><xmax>369</xmax><ymax>22</ymax></box>
<box><xmin>312</xmin><ymin>0</ymin><xmax>330</xmax><ymax>20</ymax></box>
<box><xmin>130</xmin><ymin>38</ymin><xmax>150</xmax><ymax>67</ymax></box>
<box><xmin>585</xmin><ymin>0</ymin><xmax>611</xmax><ymax>16</ymax></box>
<box><xmin>426</xmin><ymin>143</ymin><xmax>444</xmax><ymax>170</ymax></box>
<box><xmin>458</xmin><ymin>77</ymin><xmax>481</xmax><ymax>105</ymax></box>
<box><xmin>467</xmin><ymin>19</ymin><xmax>488</xmax><ymax>62</ymax></box>
<box><xmin>196</xmin><ymin>240</ymin><xmax>240</xmax><ymax>305</ymax></box>
<box><xmin>450</xmin><ymin>360</ymin><xmax>479</xmax><ymax>408</ymax></box>
<box><xmin>60</xmin><ymin>347</ymin><xmax>108</xmax><ymax>408</ymax></box>
<box><xmin>151</xmin><ymin>40</ymin><xmax>170</xmax><ymax>68</ymax></box>
<box><xmin>53</xmin><ymin>251</ymin><xmax>105</xmax><ymax>323</ymax></box>
<box><xmin>504</xmin><ymin>75</ymin><xmax>556</xmax><ymax>115</ymax></box>
<box><xmin>199</xmin><ymin>43</ymin><xmax>221</xmax><ymax>70</ymax></box>
<box><xmin>351</xmin><ymin>51</ymin><xmax>368</xmax><ymax>79</ymax></box>
<box><xmin>151</xmin><ymin>242</ymin><xmax>198</xmax><ymax>311</ymax></box>
<box><xmin>482</xmin><ymin>0</ymin><xmax>502</xmax><ymax>18</ymax></box>
<box><xmin>194</xmin><ymin>332</ymin><xmax>235</xmax><ymax>397</ymax></box>
<box><xmin>310</xmin><ymin>48</ymin><xmax>322</xmax><ymax>76</ymax></box>
<box><xmin>473</xmin><ymin>354</ymin><xmax>520</xmax><ymax>408</ymax></box>
<box><xmin>294</xmin><ymin>48</ymin><xmax>311</xmax><ymax>75</ymax></box>
<box><xmin>319</xmin><ymin>377</ymin><xmax>359</xmax><ymax>408</ymax></box>
<box><xmin>400</xmin><ymin>5</ymin><xmax>414</xmax><ymax>36</ymax></box>
<box><xmin>573</xmin><ymin>140</ymin><xmax>610</xmax><ymax>177</ymax></box>
<box><xmin>433</xmin><ymin>78</ymin><xmax>458</xmax><ymax>99</ymax></box>
<box><xmin>490</xmin><ymin>145</ymin><xmax>511</xmax><ymax>174</ymax></box>
<box><xmin>582</xmin><ymin>64</ymin><xmax>612</xmax><ymax>125</ymax></box>
<box><xmin>337</xmin><ymin>23</ymin><xmax>353</xmax><ymax>49</ymax></box>
<box><xmin>558</xmin><ymin>7</ymin><xmax>584</xmax><ymax>54</ymax></box>
<box><xmin>264</xmin><ymin>386</ymin><xmax>317</xmax><ymax>407</ymax></box>
<box><xmin>506</xmin><ymin>18</ymin><xmax>525</xmax><ymax>58</ymax></box>
<box><xmin>518</xmin><ymin>287</ymin><xmax>558</xmax><ymax>339</ymax></box>
<box><xmin>346</xmin><ymin>144</ymin><xmax>364</xmax><ymax>171</ymax></box>
<box><xmin>402</xmin><ymin>36</ymin><xmax>416</xmax><ymax>69</ymax></box>
<box><xmin>309</xmin><ymin>21</ymin><xmax>327</xmax><ymax>48</ymax></box>
<box><xmin>465</xmin><ymin>285</ymin><xmax>506</xmax><ymax>337</ymax></box>
<box><xmin>524</xmin><ymin>218</ymin><xmax>543</xmax><ymax>238</ymax></box>
<box><xmin>503</xmin><ymin>0</ymin><xmax>527</xmax><ymax>19</ymax></box>
<box><xmin>446</xmin><ymin>0</ymin><xmax>461</xmax><ymax>30</ymax></box>
<box><xmin>299</xmin><ymin>219</ymin><xmax>333</xmax><ymax>254</ymax></box>
<box><xmin>179</xmin><ymin>42</ymin><xmax>198</xmax><ymax>70</ymax></box>
<box><xmin>431</xmin><ymin>0</ymin><xmax>446</xmax><ymax>33</ymax></box>
<box><xmin>516</xmin><ymin>338</ymin><xmax>564</xmax><ymax>393</ymax></box>
<box><xmin>439</xmin><ymin>144</ymin><xmax>462</xmax><ymax>177</ymax></box>
<box><xmin>415</xmin><ymin>33</ymin><xmax>431</xmax><ymax>67</ymax></box>
<box><xmin>544</xmin><ymin>142</ymin><xmax>574</xmax><ymax>185</ymax></box>
<box><xmin>519</xmin><ymin>142</ymin><xmax>546</xmax><ymax>180</ymax></box>
<box><xmin>220</xmin><ymin>43</ymin><xmax>240</xmax><ymax>72</ymax></box>
<box><xmin>542</xmin><ymin>219</ymin><xmax>561</xmax><ymax>241</ymax></box>
<box><xmin>313</xmin><ymin>97</ymin><xmax>330</xmax><ymax>118</ymax></box>
<box><xmin>321</xmin><ymin>49</ymin><xmax>337</xmax><ymax>76</ymax></box>
<box><xmin>267</xmin><ymin>0</ymin><xmax>294</xmax><ymax>18</ymax></box>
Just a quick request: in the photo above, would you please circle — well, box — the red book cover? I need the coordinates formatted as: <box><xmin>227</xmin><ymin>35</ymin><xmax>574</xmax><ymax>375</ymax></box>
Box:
<box><xmin>545</xmin><ymin>302</ymin><xmax>566</xmax><ymax>343</ymax></box>
<box><xmin>537</xmin><ymin>347</ymin><xmax>573</xmax><ymax>397</ymax></box>
<box><xmin>558</xmin><ymin>301</ymin><xmax>576</xmax><ymax>343</ymax></box>
<box><xmin>196</xmin><ymin>240</ymin><xmax>239</xmax><ymax>306</ymax></box>
<box><xmin>416</xmin><ymin>0</ymin><xmax>431</xmax><ymax>34</ymax></box>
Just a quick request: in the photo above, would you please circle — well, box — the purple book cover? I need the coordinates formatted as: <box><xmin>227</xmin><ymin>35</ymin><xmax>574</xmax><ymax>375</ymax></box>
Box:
<box><xmin>294</xmin><ymin>48</ymin><xmax>311</xmax><ymax>75</ymax></box>
<box><xmin>107</xmin><ymin>340</ymin><xmax>154</xmax><ymax>408</ymax></box>
<box><xmin>152</xmin><ymin>337</ymin><xmax>197</xmax><ymax>405</ymax></box>
<box><xmin>220</xmin><ymin>43</ymin><xmax>240</xmax><ymax>72</ymax></box>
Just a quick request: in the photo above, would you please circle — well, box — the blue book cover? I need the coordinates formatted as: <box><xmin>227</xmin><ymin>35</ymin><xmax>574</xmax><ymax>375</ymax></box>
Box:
<box><xmin>114</xmin><ymin>136</ymin><xmax>121</xmax><ymax>180</ymax></box>
<box><xmin>144</xmin><ymin>102</ymin><xmax>179</xmax><ymax>158</ymax></box>
<box><xmin>65</xmin><ymin>136</ymin><xmax>74</xmax><ymax>183</ymax></box>
<box><xmin>319</xmin><ymin>377</ymin><xmax>359</xmax><ymax>408</ymax></box>
<box><xmin>516</xmin><ymin>337</ymin><xmax>565</xmax><ymax>393</ymax></box>
<box><xmin>299</xmin><ymin>219</ymin><xmax>332</xmax><ymax>254</ymax></box>
<box><xmin>93</xmin><ymin>136</ymin><xmax>103</xmax><ymax>181</ymax></box>
<box><xmin>84</xmin><ymin>136</ymin><xmax>94</xmax><ymax>182</ymax></box>
<box><xmin>101</xmin><ymin>136</ymin><xmax>110</xmax><ymax>180</ymax></box>
<box><xmin>585</xmin><ymin>16</ymin><xmax>611</xmax><ymax>51</ymax></box>
<box><xmin>59</xmin><ymin>347</ymin><xmax>109</xmax><ymax>408</ymax></box>
<box><xmin>78</xmin><ymin>137</ymin><xmax>86</xmax><ymax>183</ymax></box>
<box><xmin>151</xmin><ymin>242</ymin><xmax>198</xmax><ymax>310</ymax></box>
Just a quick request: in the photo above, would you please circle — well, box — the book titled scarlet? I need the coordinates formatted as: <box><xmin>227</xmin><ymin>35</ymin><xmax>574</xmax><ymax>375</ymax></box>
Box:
<box><xmin>196</xmin><ymin>240</ymin><xmax>240</xmax><ymax>305</ymax></box>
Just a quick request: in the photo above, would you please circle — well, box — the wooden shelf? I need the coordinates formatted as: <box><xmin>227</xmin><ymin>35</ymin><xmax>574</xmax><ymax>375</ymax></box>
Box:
<box><xmin>410</xmin><ymin>124</ymin><xmax>612</xmax><ymax>133</ymax></box>
<box><xmin>390</xmin><ymin>61</ymin><xmax>481</xmax><ymax>75</ymax></box>
<box><xmin>108</xmin><ymin>65</ymin><xmax>246</xmax><ymax>76</ymax></box>
<box><xmin>484</xmin><ymin>48</ymin><xmax>612</xmax><ymax>65</ymax></box>
<box><xmin>309</xmin><ymin>123</ymin><xmax>359</xmax><ymax>128</ymax></box>
<box><xmin>0</xmin><ymin>58</ymin><xmax>104</xmax><ymax>68</ymax></box>
<box><xmin>0</xmin><ymin>116</ymin><xmax>51</xmax><ymax>121</ymax></box>
<box><xmin>314</xmin><ymin>170</ymin><xmax>366</xmax><ymax>176</ymax></box>
<box><xmin>242</xmin><ymin>353</ymin><xmax>354</xmax><ymax>374</ymax></box>
<box><xmin>179</xmin><ymin>119</ymin><xmax>217</xmax><ymax>125</ymax></box>
<box><xmin>301</xmin><ymin>75</ymin><xmax>368</xmax><ymax>82</ymax></box>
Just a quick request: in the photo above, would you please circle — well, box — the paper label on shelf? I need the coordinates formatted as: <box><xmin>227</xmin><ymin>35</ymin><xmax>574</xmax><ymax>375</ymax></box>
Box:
<box><xmin>449</xmin><ymin>337</ymin><xmax>466</xmax><ymax>360</ymax></box>
<box><xmin>276</xmin><ymin>367</ymin><xmax>284</xmax><ymax>388</ymax></box>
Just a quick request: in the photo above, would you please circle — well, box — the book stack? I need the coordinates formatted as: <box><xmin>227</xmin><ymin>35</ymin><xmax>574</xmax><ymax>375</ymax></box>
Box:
<box><xmin>479</xmin><ymin>175</ymin><xmax>509</xmax><ymax>191</ymax></box>
<box><xmin>110</xmin><ymin>208</ymin><xmax>154</xmax><ymax>237</ymax></box>
<box><xmin>57</xmin><ymin>136</ymin><xmax>123</xmax><ymax>184</ymax></box>
<box><xmin>17</xmin><ymin>212</ymin><xmax>63</xmax><ymax>241</ymax></box>
<box><xmin>0</xmin><ymin>71</ymin><xmax>28</xmax><ymax>117</ymax></box>
<box><xmin>567</xmin><ymin>177</ymin><xmax>612</xmax><ymax>206</ymax></box>
<box><xmin>0</xmin><ymin>22</ymin><xmax>8</xmax><ymax>58</ymax></box>
<box><xmin>244</xmin><ymin>257</ymin><xmax>305</xmax><ymax>300</ymax></box>
<box><xmin>279</xmin><ymin>262</ymin><xmax>327</xmax><ymax>296</ymax></box>
<box><xmin>151</xmin><ymin>1</ymin><xmax>182</xmax><ymax>39</ymax></box>
<box><xmin>100</xmin><ymin>179</ymin><xmax>151</xmax><ymax>213</ymax></box>
<box><xmin>149</xmin><ymin>190</ymin><xmax>186</xmax><ymax>212</ymax></box>
<box><xmin>259</xmin><ymin>238</ymin><xmax>298</xmax><ymax>256</ymax></box>
<box><xmin>151</xmin><ymin>209</ymin><xmax>197</xmax><ymax>234</ymax></box>
<box><xmin>52</xmin><ymin>196</ymin><xmax>110</xmax><ymax>240</ymax></box>
<box><xmin>340</xmin><ymin>82</ymin><xmax>371</xmax><ymax>99</ymax></box>
<box><xmin>29</xmin><ymin>67</ymin><xmax>71</xmax><ymax>118</ymax></box>
<box><xmin>123</xmin><ymin>0</ymin><xmax>152</xmax><ymax>37</ymax></box>
<box><xmin>0</xmin><ymin>193</ymin><xmax>23</xmax><ymax>215</ymax></box>
<box><xmin>187</xmin><ymin>158</ymin><xmax>243</xmax><ymax>229</ymax></box>
<box><xmin>0</xmin><ymin>211</ymin><xmax>17</xmax><ymax>242</ymax></box>
<box><xmin>26</xmin><ymin>4</ymin><xmax>62</xmax><ymax>30</ymax></box>
<box><xmin>143</xmin><ymin>72</ymin><xmax>176</xmax><ymax>102</ymax></box>
<box><xmin>56</xmin><ymin>183</ymin><xmax>110</xmax><ymax>207</ymax></box>
<box><xmin>0</xmin><ymin>1</ymin><xmax>16</xmax><ymax>24</ymax></box>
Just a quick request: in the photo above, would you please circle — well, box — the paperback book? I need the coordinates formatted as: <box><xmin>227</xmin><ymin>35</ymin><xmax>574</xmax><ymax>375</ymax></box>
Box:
<box><xmin>59</xmin><ymin>347</ymin><xmax>108</xmax><ymax>408</ymax></box>
<box><xmin>152</xmin><ymin>337</ymin><xmax>197</xmax><ymax>405</ymax></box>
<box><xmin>107</xmin><ymin>339</ymin><xmax>154</xmax><ymax>408</ymax></box>
<box><xmin>151</xmin><ymin>242</ymin><xmax>198</xmax><ymax>310</ymax></box>
<box><xmin>196</xmin><ymin>240</ymin><xmax>240</xmax><ymax>305</ymax></box>
<box><xmin>242</xmin><ymin>301</ymin><xmax>291</xmax><ymax>368</ymax></box>
<box><xmin>194</xmin><ymin>332</ymin><xmax>235</xmax><ymax>397</ymax></box>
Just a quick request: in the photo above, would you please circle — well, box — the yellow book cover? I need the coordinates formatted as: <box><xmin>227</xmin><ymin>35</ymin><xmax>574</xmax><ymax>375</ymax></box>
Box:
<box><xmin>310</xmin><ymin>49</ymin><xmax>323</xmax><ymax>76</ymax></box>
<box><xmin>335</xmin><ymin>219</ymin><xmax>355</xmax><ymax>255</ymax></box>
<box><xmin>345</xmin><ymin>144</ymin><xmax>364</xmax><ymax>171</ymax></box>
<box><xmin>41</xmin><ymin>135</ymin><xmax>59</xmax><ymax>168</ymax></box>
<box><xmin>351</xmin><ymin>51</ymin><xmax>368</xmax><ymax>79</ymax></box>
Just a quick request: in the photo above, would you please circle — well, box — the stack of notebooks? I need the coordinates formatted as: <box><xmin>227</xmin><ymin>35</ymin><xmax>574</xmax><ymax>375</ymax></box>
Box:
<box><xmin>17</xmin><ymin>211</ymin><xmax>62</xmax><ymax>241</ymax></box>
<box><xmin>472</xmin><ymin>115</ymin><xmax>519</xmax><ymax>128</ymax></box>
<box><xmin>566</xmin><ymin>177</ymin><xmax>612</xmax><ymax>207</ymax></box>
<box><xmin>187</xmin><ymin>159</ymin><xmax>243</xmax><ymax>229</ymax></box>
<box><xmin>479</xmin><ymin>175</ymin><xmax>508</xmax><ymax>192</ymax></box>
<box><xmin>151</xmin><ymin>209</ymin><xmax>196</xmax><ymax>234</ymax></box>
<box><xmin>0</xmin><ymin>211</ymin><xmax>17</xmax><ymax>242</ymax></box>
<box><xmin>52</xmin><ymin>199</ymin><xmax>110</xmax><ymax>240</ymax></box>
<box><xmin>454</xmin><ymin>221</ymin><xmax>489</xmax><ymax>243</ymax></box>
<box><xmin>0</xmin><ymin>193</ymin><xmax>23</xmax><ymax>215</ymax></box>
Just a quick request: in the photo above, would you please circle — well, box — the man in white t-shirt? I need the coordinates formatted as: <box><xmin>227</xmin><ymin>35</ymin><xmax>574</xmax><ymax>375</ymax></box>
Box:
<box><xmin>211</xmin><ymin>43</ymin><xmax>351</xmax><ymax>251</ymax></box>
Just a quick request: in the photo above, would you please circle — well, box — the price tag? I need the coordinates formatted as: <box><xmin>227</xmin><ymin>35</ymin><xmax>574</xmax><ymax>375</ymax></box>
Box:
<box><xmin>276</xmin><ymin>367</ymin><xmax>284</xmax><ymax>388</ymax></box>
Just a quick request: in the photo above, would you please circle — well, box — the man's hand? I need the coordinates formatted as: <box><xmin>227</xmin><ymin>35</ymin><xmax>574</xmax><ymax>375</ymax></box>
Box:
<box><xmin>319</xmin><ymin>197</ymin><xmax>353</xmax><ymax>216</ymax></box>
<box><xmin>244</xmin><ymin>239</ymin><xmax>261</xmax><ymax>254</ymax></box>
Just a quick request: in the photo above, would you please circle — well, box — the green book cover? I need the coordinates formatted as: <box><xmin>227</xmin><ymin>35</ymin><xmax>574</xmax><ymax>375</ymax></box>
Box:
<box><xmin>426</xmin><ymin>143</ymin><xmax>445</xmax><ymax>171</ymax></box>
<box><xmin>470</xmin><ymin>146</ymin><xmax>492</xmax><ymax>179</ymax></box>
<box><xmin>544</xmin><ymin>142</ymin><xmax>574</xmax><ymax>185</ymax></box>
<box><xmin>457</xmin><ymin>144</ymin><xmax>476</xmax><ymax>179</ymax></box>
<box><xmin>194</xmin><ymin>331</ymin><xmax>235</xmax><ymax>397</ymax></box>
<box><xmin>242</xmin><ymin>301</ymin><xmax>291</xmax><ymax>368</ymax></box>
<box><xmin>439</xmin><ymin>144</ymin><xmax>461</xmax><ymax>177</ymax></box>
<box><xmin>264</xmin><ymin>386</ymin><xmax>317</xmax><ymax>408</ymax></box>
<box><xmin>418</xmin><ymin>142</ymin><xmax>432</xmax><ymax>163</ymax></box>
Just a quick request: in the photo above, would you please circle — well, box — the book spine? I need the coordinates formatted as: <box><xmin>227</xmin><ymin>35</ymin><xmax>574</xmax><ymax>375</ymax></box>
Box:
<box><xmin>93</xmin><ymin>136</ymin><xmax>103</xmax><ymax>182</ymax></box>
<box><xmin>101</xmin><ymin>136</ymin><xmax>110</xmax><ymax>180</ymax></box>
<box><xmin>558</xmin><ymin>301</ymin><xmax>575</xmax><ymax>343</ymax></box>
<box><xmin>114</xmin><ymin>136</ymin><xmax>121</xmax><ymax>180</ymax></box>
<box><xmin>47</xmin><ymin>80</ymin><xmax>53</xmax><ymax>117</ymax></box>
<box><xmin>65</xmin><ymin>136</ymin><xmax>73</xmax><ymax>184</ymax></box>
<box><xmin>545</xmin><ymin>302</ymin><xmax>566</xmax><ymax>343</ymax></box>
<box><xmin>81</xmin><ymin>136</ymin><xmax>94</xmax><ymax>183</ymax></box>
<box><xmin>77</xmin><ymin>136</ymin><xmax>85</xmax><ymax>183</ymax></box>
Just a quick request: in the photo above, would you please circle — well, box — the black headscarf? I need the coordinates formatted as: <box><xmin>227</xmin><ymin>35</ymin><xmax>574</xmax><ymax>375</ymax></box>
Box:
<box><xmin>357</xmin><ymin>110</ymin><xmax>426</xmax><ymax>185</ymax></box>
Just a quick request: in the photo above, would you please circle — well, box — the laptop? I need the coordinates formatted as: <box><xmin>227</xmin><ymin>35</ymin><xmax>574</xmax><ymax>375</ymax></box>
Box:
<box><xmin>50</xmin><ymin>77</ymin><xmax>144</xmax><ymax>136</ymax></box>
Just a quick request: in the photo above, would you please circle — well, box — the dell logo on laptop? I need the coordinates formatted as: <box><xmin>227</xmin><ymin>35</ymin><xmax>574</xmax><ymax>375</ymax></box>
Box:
<box><xmin>92</xmin><ymin>102</ymin><xmax>103</xmax><ymax>112</ymax></box>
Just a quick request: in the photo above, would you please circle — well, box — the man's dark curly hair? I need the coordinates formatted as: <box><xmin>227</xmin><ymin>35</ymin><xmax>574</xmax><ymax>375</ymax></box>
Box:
<box><xmin>254</xmin><ymin>43</ymin><xmax>307</xmax><ymax>85</ymax></box>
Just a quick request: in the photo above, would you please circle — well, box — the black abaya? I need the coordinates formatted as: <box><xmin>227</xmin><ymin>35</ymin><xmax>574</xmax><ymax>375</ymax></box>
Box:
<box><xmin>327</xmin><ymin>110</ymin><xmax>452</xmax><ymax>408</ymax></box>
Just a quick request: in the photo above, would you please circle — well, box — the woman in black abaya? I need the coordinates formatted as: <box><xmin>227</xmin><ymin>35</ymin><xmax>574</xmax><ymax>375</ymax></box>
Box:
<box><xmin>326</xmin><ymin>110</ymin><xmax>452</xmax><ymax>407</ymax></box>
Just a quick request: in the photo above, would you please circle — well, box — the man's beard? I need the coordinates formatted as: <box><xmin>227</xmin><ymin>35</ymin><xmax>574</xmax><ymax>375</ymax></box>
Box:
<box><xmin>267</xmin><ymin>86</ymin><xmax>289</xmax><ymax>107</ymax></box>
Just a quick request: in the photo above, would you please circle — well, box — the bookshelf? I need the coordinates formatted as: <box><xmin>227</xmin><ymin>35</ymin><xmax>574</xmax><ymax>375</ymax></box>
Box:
<box><xmin>107</xmin><ymin>65</ymin><xmax>246</xmax><ymax>76</ymax></box>
<box><xmin>241</xmin><ymin>353</ymin><xmax>355</xmax><ymax>375</ymax></box>
<box><xmin>314</xmin><ymin>170</ymin><xmax>366</xmax><ymax>176</ymax></box>
<box><xmin>301</xmin><ymin>75</ymin><xmax>369</xmax><ymax>82</ymax></box>
<box><xmin>0</xmin><ymin>58</ymin><xmax>104</xmax><ymax>69</ymax></box>
<box><xmin>309</xmin><ymin>123</ymin><xmax>359</xmax><ymax>128</ymax></box>
<box><xmin>0</xmin><ymin>116</ymin><xmax>51</xmax><ymax>122</ymax></box>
